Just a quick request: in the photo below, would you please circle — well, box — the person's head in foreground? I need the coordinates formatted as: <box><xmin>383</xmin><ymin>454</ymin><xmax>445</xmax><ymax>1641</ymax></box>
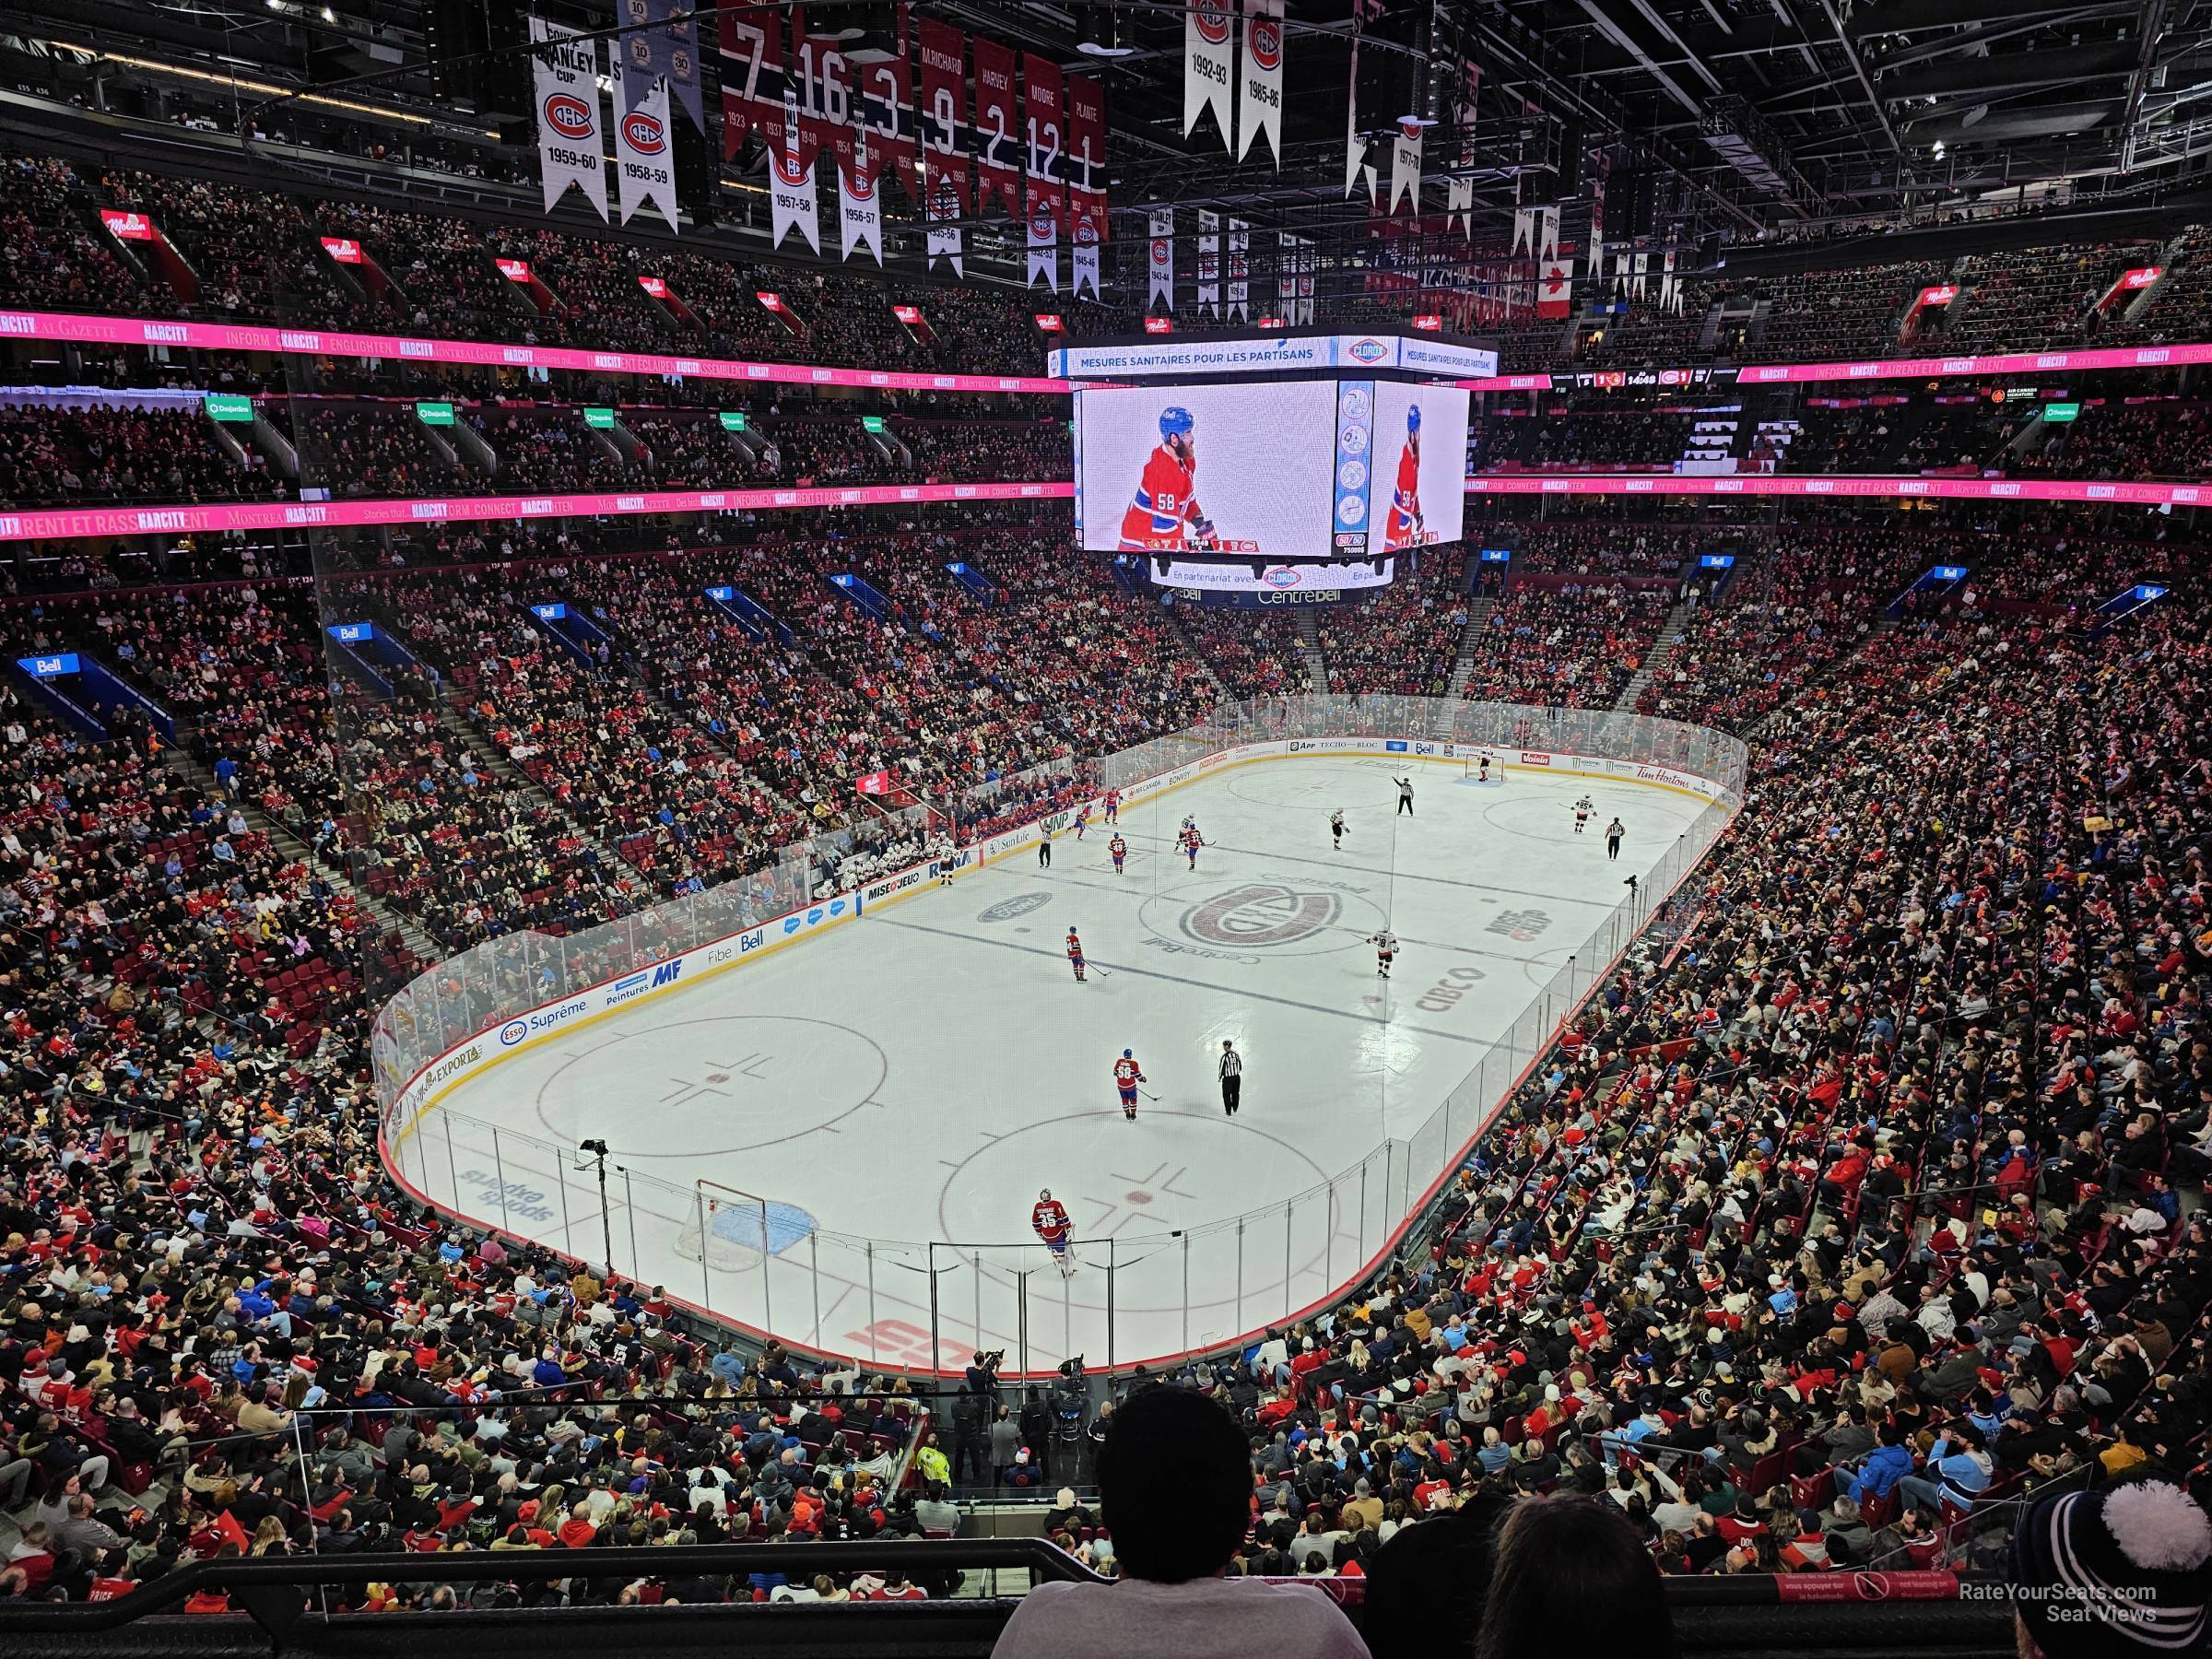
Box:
<box><xmin>989</xmin><ymin>1386</ymin><xmax>1370</xmax><ymax>1659</ymax></box>
<box><xmin>2006</xmin><ymin>1478</ymin><xmax>2212</xmax><ymax>1658</ymax></box>
<box><xmin>1095</xmin><ymin>1382</ymin><xmax>1251</xmax><ymax>1582</ymax></box>
<box><xmin>1475</xmin><ymin>1493</ymin><xmax>1676</xmax><ymax>1659</ymax></box>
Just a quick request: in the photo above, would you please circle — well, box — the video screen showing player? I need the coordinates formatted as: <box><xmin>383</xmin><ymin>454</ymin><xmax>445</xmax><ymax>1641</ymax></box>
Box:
<box><xmin>1075</xmin><ymin>382</ymin><xmax>1335</xmax><ymax>559</ymax></box>
<box><xmin>1382</xmin><ymin>403</ymin><xmax>1427</xmax><ymax>551</ymax></box>
<box><xmin>1369</xmin><ymin>383</ymin><xmax>1470</xmax><ymax>554</ymax></box>
<box><xmin>1118</xmin><ymin>406</ymin><xmax>1216</xmax><ymax>552</ymax></box>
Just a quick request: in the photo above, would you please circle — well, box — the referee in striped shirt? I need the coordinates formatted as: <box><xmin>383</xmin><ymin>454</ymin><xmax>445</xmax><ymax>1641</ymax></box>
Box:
<box><xmin>1218</xmin><ymin>1039</ymin><xmax>1242</xmax><ymax>1116</ymax></box>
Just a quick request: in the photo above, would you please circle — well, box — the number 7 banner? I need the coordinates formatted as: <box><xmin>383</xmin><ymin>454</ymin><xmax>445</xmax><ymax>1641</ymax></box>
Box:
<box><xmin>715</xmin><ymin>1</ymin><xmax>787</xmax><ymax>158</ymax></box>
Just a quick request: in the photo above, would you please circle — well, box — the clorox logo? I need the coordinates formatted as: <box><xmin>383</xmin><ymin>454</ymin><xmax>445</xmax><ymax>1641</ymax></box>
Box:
<box><xmin>1195</xmin><ymin>2</ymin><xmax>1232</xmax><ymax>44</ymax></box>
<box><xmin>544</xmin><ymin>93</ymin><xmax>594</xmax><ymax>137</ymax></box>
<box><xmin>1251</xmin><ymin>18</ymin><xmax>1283</xmax><ymax>68</ymax></box>
<box><xmin>979</xmin><ymin>893</ymin><xmax>1053</xmax><ymax>923</ymax></box>
<box><xmin>624</xmin><ymin>112</ymin><xmax>666</xmax><ymax>155</ymax></box>
<box><xmin>1347</xmin><ymin>338</ymin><xmax>1389</xmax><ymax>363</ymax></box>
<box><xmin>1264</xmin><ymin>567</ymin><xmax>1301</xmax><ymax>589</ymax></box>
<box><xmin>1184</xmin><ymin>884</ymin><xmax>1340</xmax><ymax>948</ymax></box>
<box><xmin>499</xmin><ymin>1020</ymin><xmax>528</xmax><ymax>1047</ymax></box>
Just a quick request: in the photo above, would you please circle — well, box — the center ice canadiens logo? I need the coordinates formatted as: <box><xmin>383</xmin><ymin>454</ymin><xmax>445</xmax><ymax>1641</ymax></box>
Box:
<box><xmin>1183</xmin><ymin>883</ymin><xmax>1339</xmax><ymax>948</ymax></box>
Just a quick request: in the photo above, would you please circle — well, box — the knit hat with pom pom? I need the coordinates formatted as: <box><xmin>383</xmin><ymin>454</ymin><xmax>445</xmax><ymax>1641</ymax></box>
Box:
<box><xmin>2007</xmin><ymin>1479</ymin><xmax>2212</xmax><ymax>1656</ymax></box>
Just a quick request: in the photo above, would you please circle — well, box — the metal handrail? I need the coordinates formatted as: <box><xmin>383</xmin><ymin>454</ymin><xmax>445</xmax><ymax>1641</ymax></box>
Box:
<box><xmin>0</xmin><ymin>1539</ymin><xmax>1103</xmax><ymax>1634</ymax></box>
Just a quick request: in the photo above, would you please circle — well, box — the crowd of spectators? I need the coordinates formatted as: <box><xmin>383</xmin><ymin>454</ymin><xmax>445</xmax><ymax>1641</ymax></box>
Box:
<box><xmin>0</xmin><ymin>150</ymin><xmax>150</xmax><ymax>313</ymax></box>
<box><xmin>295</xmin><ymin>406</ymin><xmax>461</xmax><ymax>500</ymax></box>
<box><xmin>0</xmin><ymin>524</ymin><xmax>2207</xmax><ymax>1624</ymax></box>
<box><xmin>1946</xmin><ymin>245</ymin><xmax>2159</xmax><ymax>353</ymax></box>
<box><xmin>1074</xmin><ymin>594</ymin><xmax>2212</xmax><ymax>1621</ymax></box>
<box><xmin>0</xmin><ymin>404</ymin><xmax>277</xmax><ymax>508</ymax></box>
<box><xmin>1168</xmin><ymin>603</ymin><xmax>1312</xmax><ymax>699</ymax></box>
<box><xmin>1467</xmin><ymin>411</ymin><xmax>1686</xmax><ymax>473</ymax></box>
<box><xmin>1460</xmin><ymin>582</ymin><xmax>1672</xmax><ymax>710</ymax></box>
<box><xmin>1320</xmin><ymin>558</ymin><xmax>1470</xmax><ymax>696</ymax></box>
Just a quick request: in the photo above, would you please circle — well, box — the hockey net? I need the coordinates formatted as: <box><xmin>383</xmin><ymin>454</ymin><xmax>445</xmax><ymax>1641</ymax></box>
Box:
<box><xmin>675</xmin><ymin>1180</ymin><xmax>776</xmax><ymax>1273</ymax></box>
<box><xmin>1459</xmin><ymin>753</ymin><xmax>1506</xmax><ymax>782</ymax></box>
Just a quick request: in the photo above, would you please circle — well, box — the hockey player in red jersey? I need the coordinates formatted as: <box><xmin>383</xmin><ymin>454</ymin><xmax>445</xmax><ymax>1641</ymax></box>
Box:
<box><xmin>1117</xmin><ymin>406</ymin><xmax>1216</xmax><ymax>551</ymax></box>
<box><xmin>1065</xmin><ymin>927</ymin><xmax>1087</xmax><ymax>982</ymax></box>
<box><xmin>1032</xmin><ymin>1189</ymin><xmax>1077</xmax><ymax>1276</ymax></box>
<box><xmin>1108</xmin><ymin>832</ymin><xmax>1128</xmax><ymax>872</ymax></box>
<box><xmin>1181</xmin><ymin>823</ymin><xmax>1204</xmax><ymax>869</ymax></box>
<box><xmin>1382</xmin><ymin>404</ymin><xmax>1426</xmax><ymax>550</ymax></box>
<box><xmin>1112</xmin><ymin>1049</ymin><xmax>1146</xmax><ymax>1120</ymax></box>
<box><xmin>1103</xmin><ymin>789</ymin><xmax>1121</xmax><ymax>824</ymax></box>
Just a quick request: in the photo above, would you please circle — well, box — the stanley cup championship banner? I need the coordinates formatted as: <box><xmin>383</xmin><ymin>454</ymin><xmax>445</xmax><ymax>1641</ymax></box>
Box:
<box><xmin>839</xmin><ymin>123</ymin><xmax>882</xmax><ymax>265</ymax></box>
<box><xmin>611</xmin><ymin>56</ymin><xmax>679</xmax><ymax>229</ymax></box>
<box><xmin>1239</xmin><ymin>0</ymin><xmax>1285</xmax><ymax>166</ymax></box>
<box><xmin>529</xmin><ymin>17</ymin><xmax>607</xmax><ymax>219</ymax></box>
<box><xmin>1226</xmin><ymin>218</ymin><xmax>1249</xmax><ymax>320</ymax></box>
<box><xmin>770</xmin><ymin>88</ymin><xmax>820</xmax><ymax>253</ymax></box>
<box><xmin>1148</xmin><ymin>207</ymin><xmax>1175</xmax><ymax>312</ymax></box>
<box><xmin>1186</xmin><ymin>0</ymin><xmax>1236</xmax><ymax>148</ymax></box>
<box><xmin>1196</xmin><ymin>209</ymin><xmax>1221</xmax><ymax>316</ymax></box>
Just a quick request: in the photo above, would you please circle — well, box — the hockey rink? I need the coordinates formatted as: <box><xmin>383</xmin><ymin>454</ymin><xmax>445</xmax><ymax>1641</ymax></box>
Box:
<box><xmin>398</xmin><ymin>756</ymin><xmax>1717</xmax><ymax>1373</ymax></box>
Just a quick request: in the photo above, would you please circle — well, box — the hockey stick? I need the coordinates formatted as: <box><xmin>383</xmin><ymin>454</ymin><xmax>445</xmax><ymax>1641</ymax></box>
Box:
<box><xmin>1088</xmin><ymin>962</ymin><xmax>1113</xmax><ymax>979</ymax></box>
<box><xmin>1135</xmin><ymin>1087</ymin><xmax>1160</xmax><ymax>1100</ymax></box>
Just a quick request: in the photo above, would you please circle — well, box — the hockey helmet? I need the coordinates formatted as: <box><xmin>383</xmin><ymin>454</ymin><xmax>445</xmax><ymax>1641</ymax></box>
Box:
<box><xmin>1159</xmin><ymin>406</ymin><xmax>1195</xmax><ymax>439</ymax></box>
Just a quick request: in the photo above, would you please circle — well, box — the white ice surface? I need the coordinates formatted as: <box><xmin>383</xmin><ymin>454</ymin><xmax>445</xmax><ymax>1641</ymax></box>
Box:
<box><xmin>406</xmin><ymin>757</ymin><xmax>1702</xmax><ymax>1373</ymax></box>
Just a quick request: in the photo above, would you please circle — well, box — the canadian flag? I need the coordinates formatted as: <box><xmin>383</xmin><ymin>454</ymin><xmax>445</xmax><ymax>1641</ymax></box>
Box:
<box><xmin>1537</xmin><ymin>258</ymin><xmax>1572</xmax><ymax>319</ymax></box>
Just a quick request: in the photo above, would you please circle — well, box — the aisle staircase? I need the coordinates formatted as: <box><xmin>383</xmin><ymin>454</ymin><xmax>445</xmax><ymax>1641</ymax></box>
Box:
<box><xmin>1295</xmin><ymin>609</ymin><xmax>1329</xmax><ymax>689</ymax></box>
<box><xmin>429</xmin><ymin>700</ymin><xmax>634</xmax><ymax>882</ymax></box>
<box><xmin>163</xmin><ymin>747</ymin><xmax>438</xmax><ymax>962</ymax></box>
<box><xmin>1161</xmin><ymin>607</ymin><xmax>1231</xmax><ymax>700</ymax></box>
<box><xmin>1611</xmin><ymin>598</ymin><xmax>1694</xmax><ymax>713</ymax></box>
<box><xmin>1444</xmin><ymin>597</ymin><xmax>1496</xmax><ymax>700</ymax></box>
